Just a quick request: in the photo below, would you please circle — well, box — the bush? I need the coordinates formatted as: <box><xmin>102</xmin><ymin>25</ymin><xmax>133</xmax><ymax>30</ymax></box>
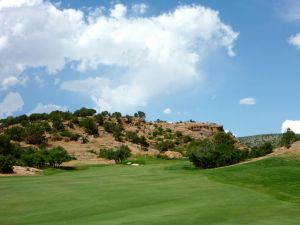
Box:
<box><xmin>134</xmin><ymin>111</ymin><xmax>146</xmax><ymax>119</ymax></box>
<box><xmin>103</xmin><ymin>122</ymin><xmax>123</xmax><ymax>134</ymax></box>
<box><xmin>21</xmin><ymin>148</ymin><xmax>46</xmax><ymax>168</ymax></box>
<box><xmin>279</xmin><ymin>128</ymin><xmax>300</xmax><ymax>148</ymax></box>
<box><xmin>249</xmin><ymin>142</ymin><xmax>273</xmax><ymax>158</ymax></box>
<box><xmin>187</xmin><ymin>132</ymin><xmax>247</xmax><ymax>169</ymax></box>
<box><xmin>99</xmin><ymin>148</ymin><xmax>115</xmax><ymax>160</ymax></box>
<box><xmin>80</xmin><ymin>118</ymin><xmax>98</xmax><ymax>135</ymax></box>
<box><xmin>23</xmin><ymin>124</ymin><xmax>47</xmax><ymax>145</ymax></box>
<box><xmin>52</xmin><ymin>118</ymin><xmax>65</xmax><ymax>131</ymax></box>
<box><xmin>60</xmin><ymin>131</ymin><xmax>81</xmax><ymax>141</ymax></box>
<box><xmin>114</xmin><ymin>145</ymin><xmax>131</xmax><ymax>164</ymax></box>
<box><xmin>0</xmin><ymin>134</ymin><xmax>15</xmax><ymax>155</ymax></box>
<box><xmin>94</xmin><ymin>114</ymin><xmax>104</xmax><ymax>126</ymax></box>
<box><xmin>155</xmin><ymin>140</ymin><xmax>175</xmax><ymax>152</ymax></box>
<box><xmin>99</xmin><ymin>145</ymin><xmax>131</xmax><ymax>163</ymax></box>
<box><xmin>126</xmin><ymin>131</ymin><xmax>140</xmax><ymax>144</ymax></box>
<box><xmin>74</xmin><ymin>107</ymin><xmax>96</xmax><ymax>117</ymax></box>
<box><xmin>48</xmin><ymin>146</ymin><xmax>71</xmax><ymax>167</ymax></box>
<box><xmin>113</xmin><ymin>127</ymin><xmax>123</xmax><ymax>142</ymax></box>
<box><xmin>0</xmin><ymin>155</ymin><xmax>15</xmax><ymax>173</ymax></box>
<box><xmin>4</xmin><ymin>126</ymin><xmax>25</xmax><ymax>141</ymax></box>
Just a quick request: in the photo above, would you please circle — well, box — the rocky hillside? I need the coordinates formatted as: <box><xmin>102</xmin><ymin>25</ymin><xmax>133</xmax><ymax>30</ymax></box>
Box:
<box><xmin>0</xmin><ymin>108</ymin><xmax>240</xmax><ymax>161</ymax></box>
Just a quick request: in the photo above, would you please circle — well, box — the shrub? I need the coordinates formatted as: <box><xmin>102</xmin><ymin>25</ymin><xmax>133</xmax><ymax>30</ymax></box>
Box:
<box><xmin>155</xmin><ymin>140</ymin><xmax>175</xmax><ymax>152</ymax></box>
<box><xmin>187</xmin><ymin>132</ymin><xmax>247</xmax><ymax>169</ymax></box>
<box><xmin>74</xmin><ymin>107</ymin><xmax>96</xmax><ymax>117</ymax></box>
<box><xmin>47</xmin><ymin>146</ymin><xmax>71</xmax><ymax>167</ymax></box>
<box><xmin>175</xmin><ymin>131</ymin><xmax>183</xmax><ymax>137</ymax></box>
<box><xmin>134</xmin><ymin>111</ymin><xmax>146</xmax><ymax>119</ymax></box>
<box><xmin>249</xmin><ymin>142</ymin><xmax>273</xmax><ymax>158</ymax></box>
<box><xmin>0</xmin><ymin>155</ymin><xmax>15</xmax><ymax>173</ymax></box>
<box><xmin>52</xmin><ymin>118</ymin><xmax>65</xmax><ymax>131</ymax></box>
<box><xmin>99</xmin><ymin>145</ymin><xmax>131</xmax><ymax>163</ymax></box>
<box><xmin>94</xmin><ymin>114</ymin><xmax>104</xmax><ymax>126</ymax></box>
<box><xmin>21</xmin><ymin>148</ymin><xmax>46</xmax><ymax>168</ymax></box>
<box><xmin>23</xmin><ymin>124</ymin><xmax>47</xmax><ymax>145</ymax></box>
<box><xmin>126</xmin><ymin>131</ymin><xmax>140</xmax><ymax>144</ymax></box>
<box><xmin>113</xmin><ymin>127</ymin><xmax>123</xmax><ymax>142</ymax></box>
<box><xmin>80</xmin><ymin>118</ymin><xmax>98</xmax><ymax>135</ymax></box>
<box><xmin>0</xmin><ymin>134</ymin><xmax>15</xmax><ymax>155</ymax></box>
<box><xmin>29</xmin><ymin>113</ymin><xmax>49</xmax><ymax>121</ymax></box>
<box><xmin>99</xmin><ymin>149</ymin><xmax>115</xmax><ymax>160</ymax></box>
<box><xmin>103</xmin><ymin>122</ymin><xmax>123</xmax><ymax>134</ymax></box>
<box><xmin>4</xmin><ymin>126</ymin><xmax>25</xmax><ymax>141</ymax></box>
<box><xmin>279</xmin><ymin>128</ymin><xmax>300</xmax><ymax>148</ymax></box>
<box><xmin>112</xmin><ymin>112</ymin><xmax>122</xmax><ymax>118</ymax></box>
<box><xmin>114</xmin><ymin>145</ymin><xmax>131</xmax><ymax>164</ymax></box>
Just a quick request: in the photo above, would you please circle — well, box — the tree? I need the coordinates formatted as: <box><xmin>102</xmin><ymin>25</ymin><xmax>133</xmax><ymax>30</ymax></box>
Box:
<box><xmin>279</xmin><ymin>128</ymin><xmax>299</xmax><ymax>148</ymax></box>
<box><xmin>249</xmin><ymin>142</ymin><xmax>273</xmax><ymax>158</ymax></box>
<box><xmin>0</xmin><ymin>155</ymin><xmax>15</xmax><ymax>173</ymax></box>
<box><xmin>187</xmin><ymin>132</ymin><xmax>247</xmax><ymax>169</ymax></box>
<box><xmin>134</xmin><ymin>111</ymin><xmax>146</xmax><ymax>119</ymax></box>
<box><xmin>23</xmin><ymin>123</ymin><xmax>47</xmax><ymax>145</ymax></box>
<box><xmin>112</xmin><ymin>112</ymin><xmax>122</xmax><ymax>118</ymax></box>
<box><xmin>94</xmin><ymin>114</ymin><xmax>104</xmax><ymax>126</ymax></box>
<box><xmin>73</xmin><ymin>107</ymin><xmax>96</xmax><ymax>117</ymax></box>
<box><xmin>80</xmin><ymin>118</ymin><xmax>98</xmax><ymax>135</ymax></box>
<box><xmin>0</xmin><ymin>134</ymin><xmax>15</xmax><ymax>155</ymax></box>
<box><xmin>4</xmin><ymin>126</ymin><xmax>25</xmax><ymax>141</ymax></box>
<box><xmin>114</xmin><ymin>145</ymin><xmax>131</xmax><ymax>164</ymax></box>
<box><xmin>99</xmin><ymin>145</ymin><xmax>131</xmax><ymax>164</ymax></box>
<box><xmin>155</xmin><ymin>140</ymin><xmax>175</xmax><ymax>152</ymax></box>
<box><xmin>48</xmin><ymin>146</ymin><xmax>71</xmax><ymax>167</ymax></box>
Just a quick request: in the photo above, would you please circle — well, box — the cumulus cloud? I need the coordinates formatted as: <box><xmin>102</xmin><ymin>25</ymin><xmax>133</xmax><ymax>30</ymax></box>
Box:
<box><xmin>0</xmin><ymin>1</ymin><xmax>238</xmax><ymax>112</ymax></box>
<box><xmin>281</xmin><ymin>120</ymin><xmax>300</xmax><ymax>133</ymax></box>
<box><xmin>0</xmin><ymin>92</ymin><xmax>24</xmax><ymax>118</ymax></box>
<box><xmin>239</xmin><ymin>98</ymin><xmax>256</xmax><ymax>105</ymax></box>
<box><xmin>163</xmin><ymin>108</ymin><xmax>172</xmax><ymax>115</ymax></box>
<box><xmin>28</xmin><ymin>103</ymin><xmax>67</xmax><ymax>115</ymax></box>
<box><xmin>131</xmin><ymin>3</ymin><xmax>148</xmax><ymax>14</ymax></box>
<box><xmin>289</xmin><ymin>33</ymin><xmax>300</xmax><ymax>48</ymax></box>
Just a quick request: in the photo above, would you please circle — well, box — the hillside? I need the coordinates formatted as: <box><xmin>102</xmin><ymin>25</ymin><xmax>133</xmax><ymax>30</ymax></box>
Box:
<box><xmin>0</xmin><ymin>108</ymin><xmax>238</xmax><ymax>164</ymax></box>
<box><xmin>238</xmin><ymin>134</ymin><xmax>282</xmax><ymax>148</ymax></box>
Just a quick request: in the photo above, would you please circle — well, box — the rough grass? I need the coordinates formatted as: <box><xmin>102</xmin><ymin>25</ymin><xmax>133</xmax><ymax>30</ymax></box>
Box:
<box><xmin>1</xmin><ymin>157</ymin><xmax>300</xmax><ymax>225</ymax></box>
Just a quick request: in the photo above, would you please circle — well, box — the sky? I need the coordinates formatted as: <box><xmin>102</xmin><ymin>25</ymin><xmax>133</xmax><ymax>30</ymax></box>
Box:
<box><xmin>0</xmin><ymin>0</ymin><xmax>300</xmax><ymax>136</ymax></box>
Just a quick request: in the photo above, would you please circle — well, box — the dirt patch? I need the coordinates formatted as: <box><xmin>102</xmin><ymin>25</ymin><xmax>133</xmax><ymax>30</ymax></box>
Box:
<box><xmin>0</xmin><ymin>166</ymin><xmax>41</xmax><ymax>176</ymax></box>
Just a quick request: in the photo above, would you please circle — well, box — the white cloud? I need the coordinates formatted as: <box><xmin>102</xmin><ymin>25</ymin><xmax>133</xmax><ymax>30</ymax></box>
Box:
<box><xmin>131</xmin><ymin>3</ymin><xmax>148</xmax><ymax>14</ymax></box>
<box><xmin>281</xmin><ymin>120</ymin><xmax>300</xmax><ymax>134</ymax></box>
<box><xmin>0</xmin><ymin>1</ymin><xmax>238</xmax><ymax>112</ymax></box>
<box><xmin>0</xmin><ymin>92</ymin><xmax>24</xmax><ymax>118</ymax></box>
<box><xmin>239</xmin><ymin>98</ymin><xmax>256</xmax><ymax>105</ymax></box>
<box><xmin>289</xmin><ymin>33</ymin><xmax>300</xmax><ymax>48</ymax></box>
<box><xmin>110</xmin><ymin>4</ymin><xmax>127</xmax><ymax>19</ymax></box>
<box><xmin>163</xmin><ymin>108</ymin><xmax>172</xmax><ymax>115</ymax></box>
<box><xmin>28</xmin><ymin>103</ymin><xmax>67</xmax><ymax>115</ymax></box>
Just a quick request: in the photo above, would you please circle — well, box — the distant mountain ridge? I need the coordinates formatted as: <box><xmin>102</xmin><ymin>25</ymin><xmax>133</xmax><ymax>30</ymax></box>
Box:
<box><xmin>238</xmin><ymin>134</ymin><xmax>282</xmax><ymax>148</ymax></box>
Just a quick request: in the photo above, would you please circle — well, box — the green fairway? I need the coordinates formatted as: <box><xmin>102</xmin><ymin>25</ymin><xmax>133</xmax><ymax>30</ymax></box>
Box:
<box><xmin>1</xmin><ymin>158</ymin><xmax>300</xmax><ymax>225</ymax></box>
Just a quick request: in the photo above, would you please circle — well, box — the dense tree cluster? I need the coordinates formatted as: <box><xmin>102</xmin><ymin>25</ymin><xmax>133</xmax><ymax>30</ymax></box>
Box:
<box><xmin>0</xmin><ymin>134</ymin><xmax>71</xmax><ymax>173</ymax></box>
<box><xmin>187</xmin><ymin>132</ymin><xmax>248</xmax><ymax>169</ymax></box>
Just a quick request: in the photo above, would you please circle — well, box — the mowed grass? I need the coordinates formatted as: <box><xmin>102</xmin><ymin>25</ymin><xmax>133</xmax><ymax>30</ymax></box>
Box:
<box><xmin>1</xmin><ymin>157</ymin><xmax>300</xmax><ymax>225</ymax></box>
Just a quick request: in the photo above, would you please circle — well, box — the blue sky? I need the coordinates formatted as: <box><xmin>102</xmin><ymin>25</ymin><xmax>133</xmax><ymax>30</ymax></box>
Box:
<box><xmin>0</xmin><ymin>0</ymin><xmax>300</xmax><ymax>136</ymax></box>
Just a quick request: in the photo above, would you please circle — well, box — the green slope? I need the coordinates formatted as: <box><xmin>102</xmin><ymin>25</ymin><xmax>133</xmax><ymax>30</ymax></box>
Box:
<box><xmin>1</xmin><ymin>158</ymin><xmax>300</xmax><ymax>225</ymax></box>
